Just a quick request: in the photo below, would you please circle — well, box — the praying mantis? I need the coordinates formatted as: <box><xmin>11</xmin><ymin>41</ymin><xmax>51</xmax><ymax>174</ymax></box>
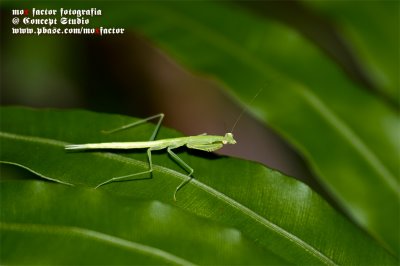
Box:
<box><xmin>65</xmin><ymin>113</ymin><xmax>237</xmax><ymax>201</ymax></box>
<box><xmin>65</xmin><ymin>89</ymin><xmax>261</xmax><ymax>200</ymax></box>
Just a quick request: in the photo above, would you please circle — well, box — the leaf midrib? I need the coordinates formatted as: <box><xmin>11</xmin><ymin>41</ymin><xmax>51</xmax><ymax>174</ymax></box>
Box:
<box><xmin>0</xmin><ymin>131</ymin><xmax>336</xmax><ymax>265</ymax></box>
<box><xmin>0</xmin><ymin>222</ymin><xmax>195</xmax><ymax>265</ymax></box>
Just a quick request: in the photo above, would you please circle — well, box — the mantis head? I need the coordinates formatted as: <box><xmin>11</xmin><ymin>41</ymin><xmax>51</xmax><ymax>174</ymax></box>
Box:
<box><xmin>223</xmin><ymin>133</ymin><xmax>236</xmax><ymax>145</ymax></box>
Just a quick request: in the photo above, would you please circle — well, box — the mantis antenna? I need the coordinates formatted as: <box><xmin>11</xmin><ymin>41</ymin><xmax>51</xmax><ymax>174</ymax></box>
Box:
<box><xmin>230</xmin><ymin>88</ymin><xmax>263</xmax><ymax>133</ymax></box>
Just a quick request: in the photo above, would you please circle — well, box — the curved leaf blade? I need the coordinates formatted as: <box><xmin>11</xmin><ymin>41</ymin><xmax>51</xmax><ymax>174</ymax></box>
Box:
<box><xmin>0</xmin><ymin>107</ymin><xmax>396</xmax><ymax>265</ymax></box>
<box><xmin>303</xmin><ymin>0</ymin><xmax>399</xmax><ymax>103</ymax></box>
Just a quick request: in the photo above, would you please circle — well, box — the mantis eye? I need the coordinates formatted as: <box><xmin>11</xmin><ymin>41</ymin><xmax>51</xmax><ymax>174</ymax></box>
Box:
<box><xmin>222</xmin><ymin>140</ymin><xmax>227</xmax><ymax>144</ymax></box>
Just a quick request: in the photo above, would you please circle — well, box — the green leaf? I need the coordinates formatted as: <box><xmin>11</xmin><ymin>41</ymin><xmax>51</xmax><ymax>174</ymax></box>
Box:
<box><xmin>303</xmin><ymin>0</ymin><xmax>399</xmax><ymax>103</ymax></box>
<box><xmin>1</xmin><ymin>180</ymin><xmax>284</xmax><ymax>265</ymax></box>
<box><xmin>0</xmin><ymin>107</ymin><xmax>396</xmax><ymax>265</ymax></box>
<box><xmin>101</xmin><ymin>1</ymin><xmax>398</xmax><ymax>253</ymax></box>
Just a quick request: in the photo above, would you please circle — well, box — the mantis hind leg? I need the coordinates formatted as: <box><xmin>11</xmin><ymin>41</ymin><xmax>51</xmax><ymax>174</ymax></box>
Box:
<box><xmin>102</xmin><ymin>113</ymin><xmax>164</xmax><ymax>141</ymax></box>
<box><xmin>167</xmin><ymin>147</ymin><xmax>194</xmax><ymax>201</ymax></box>
<box><xmin>95</xmin><ymin>148</ymin><xmax>155</xmax><ymax>188</ymax></box>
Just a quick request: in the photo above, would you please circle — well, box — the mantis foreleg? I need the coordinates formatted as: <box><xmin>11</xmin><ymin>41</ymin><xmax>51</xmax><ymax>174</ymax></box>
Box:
<box><xmin>167</xmin><ymin>147</ymin><xmax>194</xmax><ymax>201</ymax></box>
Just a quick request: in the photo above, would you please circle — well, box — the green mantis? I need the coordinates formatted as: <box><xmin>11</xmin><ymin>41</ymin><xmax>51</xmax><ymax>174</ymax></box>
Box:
<box><xmin>65</xmin><ymin>113</ymin><xmax>237</xmax><ymax>200</ymax></box>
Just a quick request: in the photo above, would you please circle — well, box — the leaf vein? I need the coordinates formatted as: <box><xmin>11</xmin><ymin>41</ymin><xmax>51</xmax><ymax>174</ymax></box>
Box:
<box><xmin>0</xmin><ymin>222</ymin><xmax>195</xmax><ymax>266</ymax></box>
